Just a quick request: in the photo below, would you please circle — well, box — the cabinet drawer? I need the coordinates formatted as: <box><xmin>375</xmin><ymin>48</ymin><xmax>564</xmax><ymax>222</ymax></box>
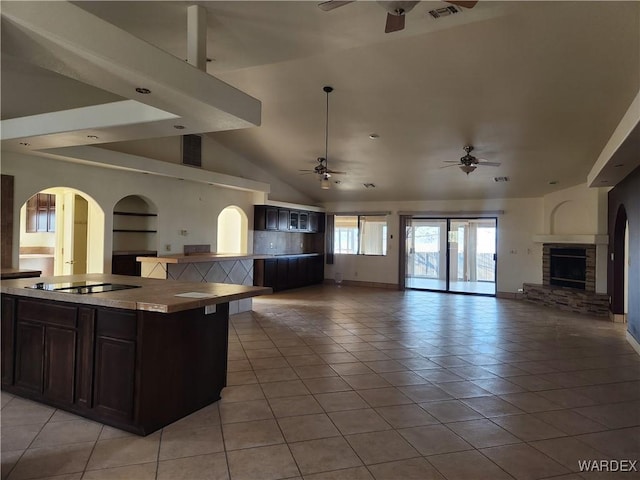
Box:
<box><xmin>97</xmin><ymin>309</ymin><xmax>137</xmax><ymax>340</ymax></box>
<box><xmin>17</xmin><ymin>299</ymin><xmax>77</xmax><ymax>328</ymax></box>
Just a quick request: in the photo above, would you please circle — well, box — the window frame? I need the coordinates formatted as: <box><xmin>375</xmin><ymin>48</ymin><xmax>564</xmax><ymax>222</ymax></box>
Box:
<box><xmin>333</xmin><ymin>214</ymin><xmax>388</xmax><ymax>256</ymax></box>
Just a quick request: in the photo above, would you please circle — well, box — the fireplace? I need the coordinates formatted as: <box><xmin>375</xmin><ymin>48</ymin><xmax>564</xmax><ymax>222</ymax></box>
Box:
<box><xmin>549</xmin><ymin>247</ymin><xmax>586</xmax><ymax>290</ymax></box>
<box><xmin>523</xmin><ymin>242</ymin><xmax>608</xmax><ymax>316</ymax></box>
<box><xmin>542</xmin><ymin>243</ymin><xmax>596</xmax><ymax>292</ymax></box>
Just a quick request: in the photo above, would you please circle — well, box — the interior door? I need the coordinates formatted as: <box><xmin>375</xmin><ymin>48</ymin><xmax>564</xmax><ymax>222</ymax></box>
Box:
<box><xmin>62</xmin><ymin>194</ymin><xmax>88</xmax><ymax>275</ymax></box>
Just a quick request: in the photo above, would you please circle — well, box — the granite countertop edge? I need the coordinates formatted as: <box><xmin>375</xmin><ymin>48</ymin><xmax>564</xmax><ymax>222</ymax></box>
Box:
<box><xmin>0</xmin><ymin>274</ymin><xmax>272</xmax><ymax>313</ymax></box>
<box><xmin>138</xmin><ymin>253</ymin><xmax>324</xmax><ymax>263</ymax></box>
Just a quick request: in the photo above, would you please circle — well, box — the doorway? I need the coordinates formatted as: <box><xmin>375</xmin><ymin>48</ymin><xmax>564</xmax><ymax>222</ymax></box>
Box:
<box><xmin>404</xmin><ymin>217</ymin><xmax>496</xmax><ymax>295</ymax></box>
<box><xmin>19</xmin><ymin>188</ymin><xmax>104</xmax><ymax>276</ymax></box>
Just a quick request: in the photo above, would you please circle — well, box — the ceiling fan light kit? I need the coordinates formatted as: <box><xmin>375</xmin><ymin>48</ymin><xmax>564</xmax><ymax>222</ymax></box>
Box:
<box><xmin>318</xmin><ymin>0</ymin><xmax>477</xmax><ymax>33</ymax></box>
<box><xmin>460</xmin><ymin>164</ymin><xmax>477</xmax><ymax>175</ymax></box>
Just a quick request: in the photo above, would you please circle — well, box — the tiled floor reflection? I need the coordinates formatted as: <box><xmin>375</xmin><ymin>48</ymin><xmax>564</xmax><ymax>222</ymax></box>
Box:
<box><xmin>2</xmin><ymin>285</ymin><xmax>639</xmax><ymax>480</ymax></box>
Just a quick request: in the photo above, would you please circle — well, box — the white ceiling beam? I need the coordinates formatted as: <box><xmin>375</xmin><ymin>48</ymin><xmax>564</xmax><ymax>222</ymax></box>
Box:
<box><xmin>1</xmin><ymin>1</ymin><xmax>261</xmax><ymax>139</ymax></box>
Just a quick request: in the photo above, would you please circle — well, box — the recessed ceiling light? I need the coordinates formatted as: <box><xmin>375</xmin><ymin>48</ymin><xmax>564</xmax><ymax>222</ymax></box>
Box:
<box><xmin>135</xmin><ymin>87</ymin><xmax>151</xmax><ymax>94</ymax></box>
<box><xmin>174</xmin><ymin>125</ymin><xmax>186</xmax><ymax>130</ymax></box>
<box><xmin>334</xmin><ymin>180</ymin><xmax>342</xmax><ymax>185</ymax></box>
<box><xmin>548</xmin><ymin>180</ymin><xmax>559</xmax><ymax>185</ymax></box>
<box><xmin>19</xmin><ymin>142</ymin><xmax>30</xmax><ymax>146</ymax></box>
<box><xmin>87</xmin><ymin>135</ymin><xmax>99</xmax><ymax>139</ymax></box>
<box><xmin>614</xmin><ymin>163</ymin><xmax>624</xmax><ymax>167</ymax></box>
<box><xmin>363</xmin><ymin>183</ymin><xmax>376</xmax><ymax>188</ymax></box>
<box><xmin>369</xmin><ymin>133</ymin><xmax>380</xmax><ymax>139</ymax></box>
<box><xmin>493</xmin><ymin>176</ymin><xmax>509</xmax><ymax>183</ymax></box>
<box><xmin>600</xmin><ymin>180</ymin><xmax>608</xmax><ymax>183</ymax></box>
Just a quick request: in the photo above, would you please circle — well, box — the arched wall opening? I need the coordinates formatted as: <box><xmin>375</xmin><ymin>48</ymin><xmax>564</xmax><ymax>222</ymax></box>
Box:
<box><xmin>19</xmin><ymin>187</ymin><xmax>105</xmax><ymax>275</ymax></box>
<box><xmin>217</xmin><ymin>206</ymin><xmax>248</xmax><ymax>254</ymax></box>
<box><xmin>611</xmin><ymin>204</ymin><xmax>628</xmax><ymax>319</ymax></box>
<box><xmin>112</xmin><ymin>195</ymin><xmax>158</xmax><ymax>253</ymax></box>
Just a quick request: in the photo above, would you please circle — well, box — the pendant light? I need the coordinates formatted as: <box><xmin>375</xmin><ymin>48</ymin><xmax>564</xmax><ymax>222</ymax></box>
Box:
<box><xmin>321</xmin><ymin>85</ymin><xmax>333</xmax><ymax>190</ymax></box>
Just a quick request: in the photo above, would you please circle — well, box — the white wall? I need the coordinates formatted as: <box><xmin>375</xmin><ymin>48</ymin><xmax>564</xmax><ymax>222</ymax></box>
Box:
<box><xmin>541</xmin><ymin>183</ymin><xmax>609</xmax><ymax>293</ymax></box>
<box><xmin>323</xmin><ymin>197</ymin><xmax>544</xmax><ymax>294</ymax></box>
<box><xmin>2</xmin><ymin>151</ymin><xmax>258</xmax><ymax>272</ymax></box>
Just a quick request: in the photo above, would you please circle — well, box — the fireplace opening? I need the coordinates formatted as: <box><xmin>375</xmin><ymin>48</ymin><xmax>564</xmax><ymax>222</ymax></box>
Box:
<box><xmin>549</xmin><ymin>247</ymin><xmax>586</xmax><ymax>290</ymax></box>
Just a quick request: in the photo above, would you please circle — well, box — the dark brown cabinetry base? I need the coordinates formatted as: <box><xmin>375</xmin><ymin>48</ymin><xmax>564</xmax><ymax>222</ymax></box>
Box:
<box><xmin>254</xmin><ymin>255</ymin><xmax>324</xmax><ymax>292</ymax></box>
<box><xmin>1</xmin><ymin>295</ymin><xmax>229</xmax><ymax>435</ymax></box>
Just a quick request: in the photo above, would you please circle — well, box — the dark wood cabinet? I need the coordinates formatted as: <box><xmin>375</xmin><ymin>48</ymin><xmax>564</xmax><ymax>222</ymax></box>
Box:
<box><xmin>278</xmin><ymin>209</ymin><xmax>290</xmax><ymax>231</ymax></box>
<box><xmin>26</xmin><ymin>193</ymin><xmax>55</xmax><ymax>233</ymax></box>
<box><xmin>43</xmin><ymin>326</ymin><xmax>76</xmax><ymax>404</ymax></box>
<box><xmin>112</xmin><ymin>252</ymin><xmax>156</xmax><ymax>276</ymax></box>
<box><xmin>254</xmin><ymin>206</ymin><xmax>325</xmax><ymax>233</ymax></box>
<box><xmin>254</xmin><ymin>255</ymin><xmax>324</xmax><ymax>292</ymax></box>
<box><xmin>1</xmin><ymin>294</ymin><xmax>231</xmax><ymax>435</ymax></box>
<box><xmin>14</xmin><ymin>322</ymin><xmax>44</xmax><ymax>393</ymax></box>
<box><xmin>266</xmin><ymin>208</ymin><xmax>278</xmax><ymax>230</ymax></box>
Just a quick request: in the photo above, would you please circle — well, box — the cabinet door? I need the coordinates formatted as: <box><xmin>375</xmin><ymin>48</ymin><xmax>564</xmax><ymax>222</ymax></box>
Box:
<box><xmin>309</xmin><ymin>213</ymin><xmax>319</xmax><ymax>233</ymax></box>
<box><xmin>266</xmin><ymin>208</ymin><xmax>279</xmax><ymax>230</ymax></box>
<box><xmin>75</xmin><ymin>308</ymin><xmax>95</xmax><ymax>409</ymax></box>
<box><xmin>276</xmin><ymin>258</ymin><xmax>289</xmax><ymax>291</ymax></box>
<box><xmin>15</xmin><ymin>322</ymin><xmax>45</xmax><ymax>393</ymax></box>
<box><xmin>93</xmin><ymin>336</ymin><xmax>136</xmax><ymax>421</ymax></box>
<box><xmin>289</xmin><ymin>212</ymin><xmax>299</xmax><ymax>230</ymax></box>
<box><xmin>43</xmin><ymin>326</ymin><xmax>76</xmax><ymax>404</ymax></box>
<box><xmin>264</xmin><ymin>259</ymin><xmax>277</xmax><ymax>288</ymax></box>
<box><xmin>278</xmin><ymin>209</ymin><xmax>290</xmax><ymax>231</ymax></box>
<box><xmin>299</xmin><ymin>213</ymin><xmax>309</xmax><ymax>231</ymax></box>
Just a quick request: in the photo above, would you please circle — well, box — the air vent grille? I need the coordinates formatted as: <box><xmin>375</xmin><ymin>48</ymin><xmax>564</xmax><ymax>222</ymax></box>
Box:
<box><xmin>494</xmin><ymin>176</ymin><xmax>510</xmax><ymax>183</ymax></box>
<box><xmin>428</xmin><ymin>6</ymin><xmax>460</xmax><ymax>18</ymax></box>
<box><xmin>363</xmin><ymin>183</ymin><xmax>376</xmax><ymax>188</ymax></box>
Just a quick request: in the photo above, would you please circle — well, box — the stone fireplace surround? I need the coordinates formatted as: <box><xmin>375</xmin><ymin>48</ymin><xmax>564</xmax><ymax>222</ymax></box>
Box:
<box><xmin>523</xmin><ymin>243</ymin><xmax>609</xmax><ymax>316</ymax></box>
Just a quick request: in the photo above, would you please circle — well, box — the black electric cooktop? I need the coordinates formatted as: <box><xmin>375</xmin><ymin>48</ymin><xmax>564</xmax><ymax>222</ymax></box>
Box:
<box><xmin>26</xmin><ymin>281</ymin><xmax>141</xmax><ymax>294</ymax></box>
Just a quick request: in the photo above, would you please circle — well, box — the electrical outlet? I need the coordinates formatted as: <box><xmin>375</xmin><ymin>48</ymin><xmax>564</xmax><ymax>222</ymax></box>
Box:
<box><xmin>354</xmin><ymin>271</ymin><xmax>358</xmax><ymax>277</ymax></box>
<box><xmin>165</xmin><ymin>244</ymin><xmax>171</xmax><ymax>251</ymax></box>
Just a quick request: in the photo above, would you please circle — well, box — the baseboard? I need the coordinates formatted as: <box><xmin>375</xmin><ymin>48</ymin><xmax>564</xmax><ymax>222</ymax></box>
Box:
<box><xmin>627</xmin><ymin>331</ymin><xmax>640</xmax><ymax>357</ymax></box>
<box><xmin>323</xmin><ymin>279</ymin><xmax>399</xmax><ymax>290</ymax></box>
<box><xmin>611</xmin><ymin>313</ymin><xmax>627</xmax><ymax>323</ymax></box>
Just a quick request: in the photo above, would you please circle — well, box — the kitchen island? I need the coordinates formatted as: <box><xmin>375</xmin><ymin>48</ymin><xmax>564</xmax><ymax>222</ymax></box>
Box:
<box><xmin>0</xmin><ymin>274</ymin><xmax>270</xmax><ymax>435</ymax></box>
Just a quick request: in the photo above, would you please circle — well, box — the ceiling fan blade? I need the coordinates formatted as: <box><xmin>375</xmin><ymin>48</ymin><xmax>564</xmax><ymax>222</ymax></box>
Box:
<box><xmin>438</xmin><ymin>164</ymin><xmax>459</xmax><ymax>169</ymax></box>
<box><xmin>442</xmin><ymin>161</ymin><xmax>461</xmax><ymax>164</ymax></box>
<box><xmin>298</xmin><ymin>169</ymin><xmax>317</xmax><ymax>172</ymax></box>
<box><xmin>385</xmin><ymin>12</ymin><xmax>405</xmax><ymax>33</ymax></box>
<box><xmin>326</xmin><ymin>169</ymin><xmax>347</xmax><ymax>175</ymax></box>
<box><xmin>317</xmin><ymin>0</ymin><xmax>355</xmax><ymax>11</ymax></box>
<box><xmin>478</xmin><ymin>162</ymin><xmax>501</xmax><ymax>167</ymax></box>
<box><xmin>445</xmin><ymin>1</ymin><xmax>478</xmax><ymax>8</ymax></box>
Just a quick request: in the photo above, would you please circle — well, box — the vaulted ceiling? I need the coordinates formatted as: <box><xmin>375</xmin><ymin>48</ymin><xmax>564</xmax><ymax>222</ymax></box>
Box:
<box><xmin>2</xmin><ymin>1</ymin><xmax>638</xmax><ymax>203</ymax></box>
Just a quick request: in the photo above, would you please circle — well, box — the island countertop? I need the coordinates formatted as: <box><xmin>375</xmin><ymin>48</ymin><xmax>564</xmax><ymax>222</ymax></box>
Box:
<box><xmin>0</xmin><ymin>274</ymin><xmax>271</xmax><ymax>313</ymax></box>
<box><xmin>137</xmin><ymin>253</ymin><xmax>322</xmax><ymax>264</ymax></box>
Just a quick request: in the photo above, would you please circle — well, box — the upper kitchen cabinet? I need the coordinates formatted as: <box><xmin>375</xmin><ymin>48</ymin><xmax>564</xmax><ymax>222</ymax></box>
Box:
<box><xmin>254</xmin><ymin>206</ymin><xmax>324</xmax><ymax>233</ymax></box>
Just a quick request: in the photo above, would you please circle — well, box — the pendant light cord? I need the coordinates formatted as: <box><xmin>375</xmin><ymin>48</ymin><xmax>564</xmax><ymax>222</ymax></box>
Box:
<box><xmin>323</xmin><ymin>86</ymin><xmax>333</xmax><ymax>173</ymax></box>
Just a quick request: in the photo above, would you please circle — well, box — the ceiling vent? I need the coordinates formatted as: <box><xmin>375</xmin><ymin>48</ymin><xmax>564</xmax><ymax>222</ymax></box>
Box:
<box><xmin>363</xmin><ymin>183</ymin><xmax>376</xmax><ymax>188</ymax></box>
<box><xmin>493</xmin><ymin>176</ymin><xmax>510</xmax><ymax>183</ymax></box>
<box><xmin>428</xmin><ymin>6</ymin><xmax>460</xmax><ymax>18</ymax></box>
<box><xmin>182</xmin><ymin>134</ymin><xmax>202</xmax><ymax>167</ymax></box>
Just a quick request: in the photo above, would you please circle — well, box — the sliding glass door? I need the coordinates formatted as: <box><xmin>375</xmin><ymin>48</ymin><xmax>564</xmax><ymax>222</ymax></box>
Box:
<box><xmin>406</xmin><ymin>219</ymin><xmax>447</xmax><ymax>290</ymax></box>
<box><xmin>405</xmin><ymin>217</ymin><xmax>496</xmax><ymax>295</ymax></box>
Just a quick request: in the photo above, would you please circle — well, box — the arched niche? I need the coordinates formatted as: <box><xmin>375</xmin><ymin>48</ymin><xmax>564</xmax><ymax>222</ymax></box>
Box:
<box><xmin>19</xmin><ymin>187</ymin><xmax>105</xmax><ymax>275</ymax></box>
<box><xmin>217</xmin><ymin>206</ymin><xmax>248</xmax><ymax>254</ymax></box>
<box><xmin>112</xmin><ymin>195</ymin><xmax>158</xmax><ymax>254</ymax></box>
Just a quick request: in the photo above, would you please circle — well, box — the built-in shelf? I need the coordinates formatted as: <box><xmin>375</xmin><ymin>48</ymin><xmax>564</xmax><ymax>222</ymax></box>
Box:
<box><xmin>114</xmin><ymin>211</ymin><xmax>158</xmax><ymax>217</ymax></box>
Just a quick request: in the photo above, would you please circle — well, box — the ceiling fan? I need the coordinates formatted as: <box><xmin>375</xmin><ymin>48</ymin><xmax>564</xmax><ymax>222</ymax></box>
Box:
<box><xmin>441</xmin><ymin>145</ymin><xmax>501</xmax><ymax>175</ymax></box>
<box><xmin>318</xmin><ymin>0</ymin><xmax>478</xmax><ymax>33</ymax></box>
<box><xmin>298</xmin><ymin>86</ymin><xmax>346</xmax><ymax>189</ymax></box>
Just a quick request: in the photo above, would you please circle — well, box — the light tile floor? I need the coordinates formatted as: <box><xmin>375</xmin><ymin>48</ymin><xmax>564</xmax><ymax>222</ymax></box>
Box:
<box><xmin>2</xmin><ymin>285</ymin><xmax>639</xmax><ymax>480</ymax></box>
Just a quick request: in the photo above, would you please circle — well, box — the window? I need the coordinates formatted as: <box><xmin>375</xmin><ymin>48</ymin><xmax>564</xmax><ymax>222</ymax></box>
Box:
<box><xmin>334</xmin><ymin>215</ymin><xmax>387</xmax><ymax>255</ymax></box>
<box><xmin>26</xmin><ymin>193</ymin><xmax>55</xmax><ymax>233</ymax></box>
